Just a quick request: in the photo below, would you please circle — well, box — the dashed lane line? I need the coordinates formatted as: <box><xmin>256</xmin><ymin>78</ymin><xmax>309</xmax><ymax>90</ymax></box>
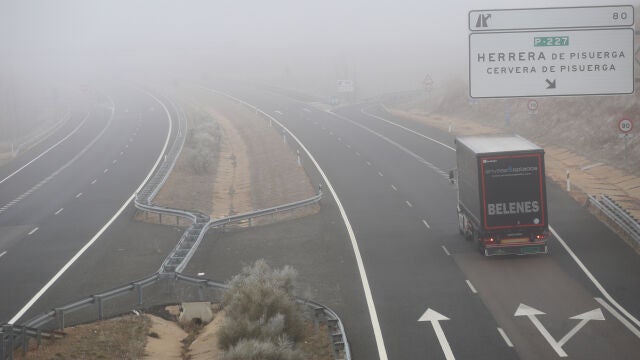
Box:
<box><xmin>391</xmin><ymin>184</ymin><xmax>398</xmax><ymax>191</ymax></box>
<box><xmin>422</xmin><ymin>219</ymin><xmax>431</xmax><ymax>229</ymax></box>
<box><xmin>9</xmin><ymin>87</ymin><xmax>173</xmax><ymax>325</ymax></box>
<box><xmin>406</xmin><ymin>201</ymin><xmax>413</xmax><ymax>208</ymax></box>
<box><xmin>441</xmin><ymin>245</ymin><xmax>451</xmax><ymax>256</ymax></box>
<box><xmin>465</xmin><ymin>280</ymin><xmax>478</xmax><ymax>294</ymax></box>
<box><xmin>0</xmin><ymin>113</ymin><xmax>89</xmax><ymax>186</ymax></box>
<box><xmin>0</xmin><ymin>251</ymin><xmax>6</xmax><ymax>258</ymax></box>
<box><xmin>75</xmin><ymin>193</ymin><xmax>82</xmax><ymax>198</ymax></box>
<box><xmin>104</xmin><ymin>169</ymin><xmax>109</xmax><ymax>173</ymax></box>
<box><xmin>28</xmin><ymin>227</ymin><xmax>39</xmax><ymax>235</ymax></box>
<box><xmin>378</xmin><ymin>172</ymin><xmax>384</xmax><ymax>177</ymax></box>
<box><xmin>54</xmin><ymin>208</ymin><xmax>64</xmax><ymax>215</ymax></box>
<box><xmin>91</xmin><ymin>179</ymin><xmax>97</xmax><ymax>185</ymax></box>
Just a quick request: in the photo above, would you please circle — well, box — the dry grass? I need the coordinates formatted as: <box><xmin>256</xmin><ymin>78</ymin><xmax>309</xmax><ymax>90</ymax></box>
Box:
<box><xmin>15</xmin><ymin>315</ymin><xmax>150</xmax><ymax>360</ymax></box>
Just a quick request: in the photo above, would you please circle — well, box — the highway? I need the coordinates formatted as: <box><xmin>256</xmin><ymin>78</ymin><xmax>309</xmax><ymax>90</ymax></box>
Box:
<box><xmin>0</xmin><ymin>86</ymin><xmax>174</xmax><ymax>324</ymax></box>
<box><xmin>191</xmin><ymin>83</ymin><xmax>640</xmax><ymax>359</ymax></box>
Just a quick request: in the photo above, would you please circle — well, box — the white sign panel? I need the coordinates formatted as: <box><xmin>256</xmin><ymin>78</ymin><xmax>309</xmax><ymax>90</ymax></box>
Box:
<box><xmin>337</xmin><ymin>80</ymin><xmax>355</xmax><ymax>93</ymax></box>
<box><xmin>469</xmin><ymin>28</ymin><xmax>634</xmax><ymax>98</ymax></box>
<box><xmin>470</xmin><ymin>6</ymin><xmax>634</xmax><ymax>31</ymax></box>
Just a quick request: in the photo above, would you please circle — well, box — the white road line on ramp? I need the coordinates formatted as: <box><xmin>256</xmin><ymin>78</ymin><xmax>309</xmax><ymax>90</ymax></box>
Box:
<box><xmin>201</xmin><ymin>86</ymin><xmax>389</xmax><ymax>360</ymax></box>
<box><xmin>9</xmin><ymin>89</ymin><xmax>173</xmax><ymax>325</ymax></box>
<box><xmin>54</xmin><ymin>208</ymin><xmax>64</xmax><ymax>215</ymax></box>
<box><xmin>422</xmin><ymin>219</ymin><xmax>431</xmax><ymax>229</ymax></box>
<box><xmin>441</xmin><ymin>245</ymin><xmax>450</xmax><ymax>256</ymax></box>
<box><xmin>465</xmin><ymin>280</ymin><xmax>478</xmax><ymax>294</ymax></box>
<box><xmin>28</xmin><ymin>228</ymin><xmax>39</xmax><ymax>235</ymax></box>
<box><xmin>0</xmin><ymin>251</ymin><xmax>6</xmax><ymax>258</ymax></box>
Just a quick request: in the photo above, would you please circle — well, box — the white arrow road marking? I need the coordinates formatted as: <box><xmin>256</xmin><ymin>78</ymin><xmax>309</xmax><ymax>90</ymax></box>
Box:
<box><xmin>514</xmin><ymin>303</ymin><xmax>567</xmax><ymax>357</ymax></box>
<box><xmin>419</xmin><ymin>308</ymin><xmax>455</xmax><ymax>360</ymax></box>
<box><xmin>557</xmin><ymin>308</ymin><xmax>605</xmax><ymax>347</ymax></box>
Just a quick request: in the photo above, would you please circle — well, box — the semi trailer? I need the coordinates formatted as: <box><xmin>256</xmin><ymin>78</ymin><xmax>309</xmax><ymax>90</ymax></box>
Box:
<box><xmin>455</xmin><ymin>135</ymin><xmax>549</xmax><ymax>256</ymax></box>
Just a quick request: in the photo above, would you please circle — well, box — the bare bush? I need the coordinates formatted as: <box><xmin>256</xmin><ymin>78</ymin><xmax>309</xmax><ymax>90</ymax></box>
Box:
<box><xmin>218</xmin><ymin>260</ymin><xmax>306</xmax><ymax>356</ymax></box>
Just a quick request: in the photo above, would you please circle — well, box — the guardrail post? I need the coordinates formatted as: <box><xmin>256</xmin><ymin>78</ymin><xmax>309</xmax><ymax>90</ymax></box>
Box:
<box><xmin>0</xmin><ymin>328</ymin><xmax>5</xmax><ymax>360</ymax></box>
<box><xmin>136</xmin><ymin>284</ymin><xmax>143</xmax><ymax>305</ymax></box>
<box><xmin>95</xmin><ymin>296</ymin><xmax>104</xmax><ymax>320</ymax></box>
<box><xmin>21</xmin><ymin>327</ymin><xmax>27</xmax><ymax>355</ymax></box>
<box><xmin>176</xmin><ymin>216</ymin><xmax>180</xmax><ymax>226</ymax></box>
<box><xmin>55</xmin><ymin>309</ymin><xmax>65</xmax><ymax>331</ymax></box>
<box><xmin>7</xmin><ymin>326</ymin><xmax>13</xmax><ymax>360</ymax></box>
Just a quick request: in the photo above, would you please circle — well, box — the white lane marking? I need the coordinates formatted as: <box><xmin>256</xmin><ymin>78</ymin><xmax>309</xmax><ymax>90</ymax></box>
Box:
<box><xmin>329</xmin><ymin>131</ymin><xmax>334</xmax><ymax>136</ymax></box>
<box><xmin>0</xmin><ymin>114</ymin><xmax>88</xmax><ymax>186</ymax></box>
<box><xmin>391</xmin><ymin>184</ymin><xmax>397</xmax><ymax>191</ymax></box>
<box><xmin>75</xmin><ymin>193</ymin><xmax>82</xmax><ymax>198</ymax></box>
<box><xmin>418</xmin><ymin>309</ymin><xmax>455</xmax><ymax>360</ymax></box>
<box><xmin>441</xmin><ymin>245</ymin><xmax>451</xmax><ymax>256</ymax></box>
<box><xmin>550</xmin><ymin>227</ymin><xmax>640</xmax><ymax>331</ymax></box>
<box><xmin>112</xmin><ymin>159</ymin><xmax>117</xmax><ymax>164</ymax></box>
<box><xmin>120</xmin><ymin>151</ymin><xmax>124</xmax><ymax>156</ymax></box>
<box><xmin>595</xmin><ymin>297</ymin><xmax>640</xmax><ymax>338</ymax></box>
<box><xmin>378</xmin><ymin>172</ymin><xmax>384</xmax><ymax>177</ymax></box>
<box><xmin>346</xmin><ymin>144</ymin><xmax>352</xmax><ymax>149</ymax></box>
<box><xmin>497</xmin><ymin>328</ymin><xmax>514</xmax><ymax>347</ymax></box>
<box><xmin>202</xmin><ymin>87</ymin><xmax>389</xmax><ymax>359</ymax></box>
<box><xmin>329</xmin><ymin>111</ymin><xmax>449</xmax><ymax>179</ymax></box>
<box><xmin>125</xmin><ymin>144</ymin><xmax>129</xmax><ymax>148</ymax></box>
<box><xmin>366</xmin><ymin>161</ymin><xmax>372</xmax><ymax>166</ymax></box>
<box><xmin>355</xmin><ymin>152</ymin><xmax>361</xmax><ymax>156</ymax></box>
<box><xmin>28</xmin><ymin>227</ymin><xmax>39</xmax><ymax>235</ymax></box>
<box><xmin>129</xmin><ymin>138</ymin><xmax>133</xmax><ymax>142</ymax></box>
<box><xmin>0</xmin><ymin>110</ymin><xmax>112</xmax><ymax>216</ymax></box>
<box><xmin>91</xmin><ymin>179</ymin><xmax>97</xmax><ymax>185</ymax></box>
<box><xmin>423</xmin><ymin>219</ymin><xmax>431</xmax><ymax>229</ymax></box>
<box><xmin>104</xmin><ymin>169</ymin><xmax>109</xmax><ymax>173</ymax></box>
<box><xmin>406</xmin><ymin>201</ymin><xmax>413</xmax><ymax>208</ymax></box>
<box><xmin>9</xmin><ymin>88</ymin><xmax>173</xmax><ymax>325</ymax></box>
<box><xmin>54</xmin><ymin>208</ymin><xmax>64</xmax><ymax>215</ymax></box>
<box><xmin>465</xmin><ymin>280</ymin><xmax>478</xmax><ymax>294</ymax></box>
<box><xmin>0</xmin><ymin>251</ymin><xmax>6</xmax><ymax>258</ymax></box>
<box><xmin>361</xmin><ymin>107</ymin><xmax>456</xmax><ymax>151</ymax></box>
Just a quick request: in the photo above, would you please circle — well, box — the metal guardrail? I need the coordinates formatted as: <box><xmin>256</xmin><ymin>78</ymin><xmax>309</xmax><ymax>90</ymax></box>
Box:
<box><xmin>588</xmin><ymin>194</ymin><xmax>640</xmax><ymax>246</ymax></box>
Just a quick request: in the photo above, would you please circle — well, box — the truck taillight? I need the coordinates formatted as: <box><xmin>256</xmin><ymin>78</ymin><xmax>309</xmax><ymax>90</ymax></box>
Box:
<box><xmin>485</xmin><ymin>237</ymin><xmax>495</xmax><ymax>244</ymax></box>
<box><xmin>535</xmin><ymin>234</ymin><xmax>546</xmax><ymax>240</ymax></box>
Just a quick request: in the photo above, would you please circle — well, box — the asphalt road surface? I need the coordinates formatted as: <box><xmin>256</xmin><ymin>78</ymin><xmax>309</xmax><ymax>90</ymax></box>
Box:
<box><xmin>0</xmin><ymin>86</ymin><xmax>174</xmax><ymax>324</ymax></box>
<box><xmin>193</xmin><ymin>83</ymin><xmax>640</xmax><ymax>360</ymax></box>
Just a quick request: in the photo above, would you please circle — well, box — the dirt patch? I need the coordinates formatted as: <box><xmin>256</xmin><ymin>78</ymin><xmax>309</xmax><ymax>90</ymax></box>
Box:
<box><xmin>144</xmin><ymin>315</ymin><xmax>187</xmax><ymax>359</ymax></box>
<box><xmin>140</xmin><ymin>88</ymin><xmax>317</xmax><ymax>227</ymax></box>
<box><xmin>16</xmin><ymin>315</ymin><xmax>149</xmax><ymax>360</ymax></box>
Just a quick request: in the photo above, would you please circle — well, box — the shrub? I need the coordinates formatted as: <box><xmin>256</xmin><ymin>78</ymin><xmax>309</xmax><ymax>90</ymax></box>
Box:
<box><xmin>218</xmin><ymin>260</ymin><xmax>306</xmax><ymax>354</ymax></box>
<box><xmin>221</xmin><ymin>338</ymin><xmax>305</xmax><ymax>360</ymax></box>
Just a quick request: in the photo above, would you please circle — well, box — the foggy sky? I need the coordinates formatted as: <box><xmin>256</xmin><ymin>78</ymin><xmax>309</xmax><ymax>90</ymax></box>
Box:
<box><xmin>0</xmin><ymin>0</ymin><xmax>636</xmax><ymax>97</ymax></box>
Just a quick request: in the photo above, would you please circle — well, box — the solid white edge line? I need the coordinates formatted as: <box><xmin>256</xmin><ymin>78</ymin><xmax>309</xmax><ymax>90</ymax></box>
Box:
<box><xmin>0</xmin><ymin>114</ymin><xmax>88</xmax><ymax>186</ymax></box>
<box><xmin>497</xmin><ymin>327</ymin><xmax>514</xmax><ymax>347</ymax></box>
<box><xmin>359</xmin><ymin>105</ymin><xmax>640</xmax><ymax>335</ymax></box>
<box><xmin>201</xmin><ymin>86</ymin><xmax>389</xmax><ymax>360</ymax></box>
<box><xmin>360</xmin><ymin>107</ymin><xmax>456</xmax><ymax>151</ymax></box>
<box><xmin>8</xmin><ymin>89</ymin><xmax>173</xmax><ymax>325</ymax></box>
<box><xmin>550</xmin><ymin>226</ymin><xmax>640</xmax><ymax>331</ymax></box>
<box><xmin>595</xmin><ymin>297</ymin><xmax>640</xmax><ymax>338</ymax></box>
<box><xmin>465</xmin><ymin>279</ymin><xmax>478</xmax><ymax>294</ymax></box>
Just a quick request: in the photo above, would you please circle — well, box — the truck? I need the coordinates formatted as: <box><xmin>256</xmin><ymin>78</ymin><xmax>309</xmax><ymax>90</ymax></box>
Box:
<box><xmin>455</xmin><ymin>135</ymin><xmax>549</xmax><ymax>256</ymax></box>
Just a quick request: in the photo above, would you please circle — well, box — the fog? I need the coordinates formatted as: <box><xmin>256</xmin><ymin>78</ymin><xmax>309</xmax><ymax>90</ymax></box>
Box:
<box><xmin>0</xmin><ymin>0</ymin><xmax>635</xmax><ymax>138</ymax></box>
